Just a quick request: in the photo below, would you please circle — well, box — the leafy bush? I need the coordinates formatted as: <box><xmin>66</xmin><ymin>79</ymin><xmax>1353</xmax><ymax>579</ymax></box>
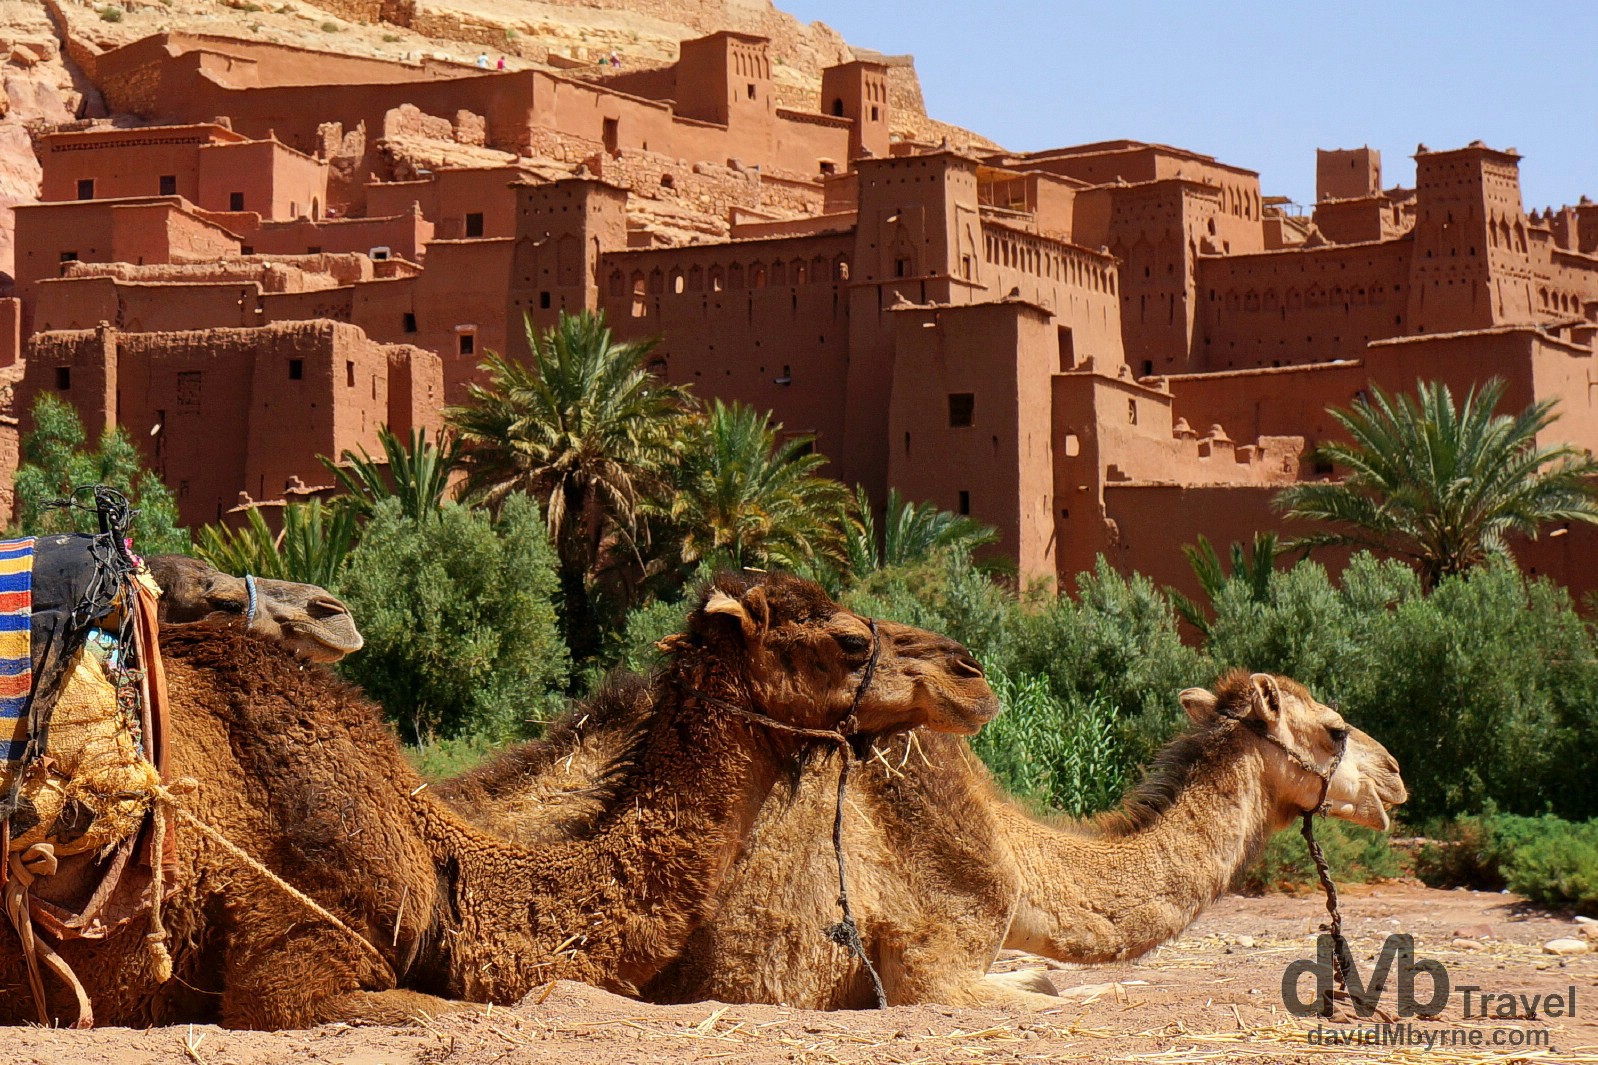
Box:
<box><xmin>11</xmin><ymin>394</ymin><xmax>188</xmax><ymax>555</ymax></box>
<box><xmin>338</xmin><ymin>497</ymin><xmax>568</xmax><ymax>744</ymax></box>
<box><xmin>1006</xmin><ymin>559</ymin><xmax>1204</xmax><ymax>773</ymax></box>
<box><xmin>1238</xmin><ymin>818</ymin><xmax>1402</xmax><ymax>894</ymax></box>
<box><xmin>1417</xmin><ymin>812</ymin><xmax>1598</xmax><ymax>915</ymax></box>
<box><xmin>320</xmin><ymin>20</ymin><xmax>340</xmax><ymax>32</ymax></box>
<box><xmin>98</xmin><ymin>6</ymin><xmax>123</xmax><ymax>22</ymax></box>
<box><xmin>972</xmin><ymin>673</ymin><xmax>1128</xmax><ymax>817</ymax></box>
<box><xmin>1341</xmin><ymin>564</ymin><xmax>1598</xmax><ymax>821</ymax></box>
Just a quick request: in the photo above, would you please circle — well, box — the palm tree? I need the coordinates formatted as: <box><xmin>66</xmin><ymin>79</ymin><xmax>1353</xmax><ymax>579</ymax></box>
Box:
<box><xmin>447</xmin><ymin>311</ymin><xmax>690</xmax><ymax>658</ymax></box>
<box><xmin>321</xmin><ymin>426</ymin><xmax>463</xmax><ymax>522</ymax></box>
<box><xmin>1170</xmin><ymin>531</ymin><xmax>1280</xmax><ymax>636</ymax></box>
<box><xmin>1275</xmin><ymin>379</ymin><xmax>1598</xmax><ymax>588</ymax></box>
<box><xmin>665</xmin><ymin>399</ymin><xmax>849</xmax><ymax>573</ymax></box>
<box><xmin>844</xmin><ymin>485</ymin><xmax>998</xmax><ymax>579</ymax></box>
<box><xmin>194</xmin><ymin>499</ymin><xmax>359</xmax><ymax>587</ymax></box>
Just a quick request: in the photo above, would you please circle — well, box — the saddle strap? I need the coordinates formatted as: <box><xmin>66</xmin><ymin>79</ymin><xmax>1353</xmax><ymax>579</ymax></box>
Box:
<box><xmin>5</xmin><ymin>844</ymin><xmax>93</xmax><ymax>1028</ymax></box>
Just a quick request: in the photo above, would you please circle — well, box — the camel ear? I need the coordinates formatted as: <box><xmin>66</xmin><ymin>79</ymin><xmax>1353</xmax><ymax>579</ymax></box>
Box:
<box><xmin>703</xmin><ymin>589</ymin><xmax>765</xmax><ymax>640</ymax></box>
<box><xmin>654</xmin><ymin>632</ymin><xmax>690</xmax><ymax>654</ymax></box>
<box><xmin>1179</xmin><ymin>687</ymin><xmax>1218</xmax><ymax>723</ymax></box>
<box><xmin>1248</xmin><ymin>673</ymin><xmax>1282</xmax><ymax>724</ymax></box>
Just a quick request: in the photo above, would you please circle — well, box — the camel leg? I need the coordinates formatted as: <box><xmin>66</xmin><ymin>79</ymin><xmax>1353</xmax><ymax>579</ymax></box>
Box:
<box><xmin>216</xmin><ymin>920</ymin><xmax>458</xmax><ymax>1029</ymax></box>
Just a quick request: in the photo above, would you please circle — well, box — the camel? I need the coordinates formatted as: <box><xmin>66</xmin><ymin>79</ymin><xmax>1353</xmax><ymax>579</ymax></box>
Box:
<box><xmin>0</xmin><ymin>571</ymin><xmax>997</xmax><ymax>1028</ymax></box>
<box><xmin>445</xmin><ymin>668</ymin><xmax>1406</xmax><ymax>1010</ymax></box>
<box><xmin>145</xmin><ymin>554</ymin><xmax>363</xmax><ymax>662</ymax></box>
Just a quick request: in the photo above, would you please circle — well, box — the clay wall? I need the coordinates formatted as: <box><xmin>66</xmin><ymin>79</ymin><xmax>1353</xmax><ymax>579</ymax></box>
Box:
<box><xmin>39</xmin><ymin>125</ymin><xmax>236</xmax><ymax>203</ymax></box>
<box><xmin>33</xmin><ymin>276</ymin><xmax>260</xmax><ymax>334</ymax></box>
<box><xmin>87</xmin><ymin>35</ymin><xmax>857</xmax><ymax>187</ymax></box>
<box><xmin>1316</xmin><ymin>147</ymin><xmax>1382</xmax><ymax>202</ymax></box>
<box><xmin>1195</xmin><ymin>240</ymin><xmax>1411</xmax><ymax>369</ymax></box>
<box><xmin>886</xmin><ymin>301</ymin><xmax>1060</xmax><ymax>581</ymax></box>
<box><xmin>1074</xmin><ymin>181</ymin><xmax>1209</xmax><ymax>373</ymax></box>
<box><xmin>248</xmin><ymin>212</ymin><xmax>432</xmax><ymax>261</ymax></box>
<box><xmin>598</xmin><ymin>232</ymin><xmax>855</xmax><ymax>454</ymax></box>
<box><xmin>20</xmin><ymin>320</ymin><xmax>441</xmax><ymax>527</ymax></box>
<box><xmin>197</xmin><ymin>140</ymin><xmax>329</xmax><ymax>220</ymax></box>
<box><xmin>397</xmin><ymin>238</ymin><xmax>516</xmax><ymax>400</ymax></box>
<box><xmin>976</xmin><ymin>221</ymin><xmax>1123</xmax><ymax>367</ymax></box>
<box><xmin>0</xmin><ymin>300</ymin><xmax>18</xmax><ymax>368</ymax></box>
<box><xmin>1311</xmin><ymin>197</ymin><xmax>1398</xmax><ymax>245</ymax></box>
<box><xmin>13</xmin><ymin>199</ymin><xmax>242</xmax><ymax>301</ymax></box>
<box><xmin>262</xmin><ymin>286</ymin><xmax>356</xmax><ymax>326</ymax></box>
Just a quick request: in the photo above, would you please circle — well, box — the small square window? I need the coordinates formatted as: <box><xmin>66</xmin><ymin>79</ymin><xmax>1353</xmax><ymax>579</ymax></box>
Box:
<box><xmin>55</xmin><ymin>367</ymin><xmax>71</xmax><ymax>390</ymax></box>
<box><xmin>76</xmin><ymin>179</ymin><xmax>94</xmax><ymax>200</ymax></box>
<box><xmin>229</xmin><ymin>192</ymin><xmax>245</xmax><ymax>211</ymax></box>
<box><xmin>346</xmin><ymin>361</ymin><xmax>355</xmax><ymax>388</ymax></box>
<box><xmin>957</xmin><ymin>490</ymin><xmax>970</xmax><ymax>515</ymax></box>
<box><xmin>240</xmin><ymin>245</ymin><xmax>254</xmax><ymax>256</ymax></box>
<box><xmin>59</xmin><ymin>251</ymin><xmax>78</xmax><ymax>264</ymax></box>
<box><xmin>158</xmin><ymin>175</ymin><xmax>177</xmax><ymax>196</ymax></box>
<box><xmin>539</xmin><ymin>291</ymin><xmax>551</xmax><ymax>309</ymax></box>
<box><xmin>402</xmin><ymin>312</ymin><xmax>417</xmax><ymax>333</ymax></box>
<box><xmin>458</xmin><ymin>332</ymin><xmax>475</xmax><ymax>356</ymax></box>
<box><xmin>288</xmin><ymin>359</ymin><xmax>303</xmax><ymax>380</ymax></box>
<box><xmin>948</xmin><ymin>393</ymin><xmax>974</xmax><ymax>428</ymax></box>
<box><xmin>464</xmin><ymin>212</ymin><xmax>485</xmax><ymax>238</ymax></box>
<box><xmin>746</xmin><ymin>83</ymin><xmax>756</xmax><ymax>99</ymax></box>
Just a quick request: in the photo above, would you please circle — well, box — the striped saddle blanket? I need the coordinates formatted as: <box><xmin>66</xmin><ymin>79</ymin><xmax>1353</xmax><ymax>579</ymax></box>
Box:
<box><xmin>0</xmin><ymin>537</ymin><xmax>31</xmax><ymax>767</ymax></box>
<box><xmin>0</xmin><ymin>533</ymin><xmax>162</xmax><ymax>857</ymax></box>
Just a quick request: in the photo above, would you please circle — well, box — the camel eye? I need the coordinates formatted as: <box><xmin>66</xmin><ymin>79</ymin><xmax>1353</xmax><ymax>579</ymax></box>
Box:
<box><xmin>834</xmin><ymin>633</ymin><xmax>870</xmax><ymax>656</ymax></box>
<box><xmin>1328</xmin><ymin>725</ymin><xmax>1350</xmax><ymax>743</ymax></box>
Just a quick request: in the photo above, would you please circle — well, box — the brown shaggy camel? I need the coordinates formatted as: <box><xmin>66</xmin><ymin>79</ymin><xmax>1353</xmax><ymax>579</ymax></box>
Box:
<box><xmin>145</xmin><ymin>554</ymin><xmax>363</xmax><ymax>662</ymax></box>
<box><xmin>0</xmin><ymin>572</ymin><xmax>997</xmax><ymax>1028</ymax></box>
<box><xmin>446</xmin><ymin>669</ymin><xmax>1406</xmax><ymax>1009</ymax></box>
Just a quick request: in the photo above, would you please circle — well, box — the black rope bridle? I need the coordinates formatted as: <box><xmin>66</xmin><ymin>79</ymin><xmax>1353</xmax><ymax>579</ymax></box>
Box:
<box><xmin>1221</xmin><ymin>705</ymin><xmax>1352</xmax><ymax>1018</ymax></box>
<box><xmin>689</xmin><ymin>616</ymin><xmax>890</xmax><ymax>1008</ymax></box>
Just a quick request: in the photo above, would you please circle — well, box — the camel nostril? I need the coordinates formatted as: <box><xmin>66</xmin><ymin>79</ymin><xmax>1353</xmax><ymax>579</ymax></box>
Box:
<box><xmin>308</xmin><ymin>597</ymin><xmax>351</xmax><ymax>620</ymax></box>
<box><xmin>953</xmin><ymin>656</ymin><xmax>984</xmax><ymax>678</ymax></box>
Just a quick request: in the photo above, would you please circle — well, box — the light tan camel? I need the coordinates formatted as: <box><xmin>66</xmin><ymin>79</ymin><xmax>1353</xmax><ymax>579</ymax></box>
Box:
<box><xmin>145</xmin><ymin>554</ymin><xmax>363</xmax><ymax>662</ymax></box>
<box><xmin>447</xmin><ymin>669</ymin><xmax>1406</xmax><ymax>1010</ymax></box>
<box><xmin>0</xmin><ymin>572</ymin><xmax>997</xmax><ymax>1028</ymax></box>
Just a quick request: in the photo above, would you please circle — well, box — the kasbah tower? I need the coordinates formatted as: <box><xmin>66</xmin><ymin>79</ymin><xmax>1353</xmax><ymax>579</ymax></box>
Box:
<box><xmin>4</xmin><ymin>0</ymin><xmax>1597</xmax><ymax>601</ymax></box>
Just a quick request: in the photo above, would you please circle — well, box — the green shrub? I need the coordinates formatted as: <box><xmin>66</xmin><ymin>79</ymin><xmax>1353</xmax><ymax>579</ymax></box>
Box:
<box><xmin>405</xmin><ymin>731</ymin><xmax>504</xmax><ymax>781</ymax></box>
<box><xmin>11</xmin><ymin>393</ymin><xmax>188</xmax><ymax>555</ymax></box>
<box><xmin>972</xmin><ymin>673</ymin><xmax>1128</xmax><ymax>817</ymax></box>
<box><xmin>1008</xmin><ymin>559</ymin><xmax>1205</xmax><ymax>771</ymax></box>
<box><xmin>320</xmin><ymin>20</ymin><xmax>341</xmax><ymax>32</ymax></box>
<box><xmin>98</xmin><ymin>6</ymin><xmax>123</xmax><ymax>22</ymax></box>
<box><xmin>1238</xmin><ymin>818</ymin><xmax>1403</xmax><ymax>893</ymax></box>
<box><xmin>338</xmin><ymin>496</ymin><xmax>568</xmax><ymax>744</ymax></box>
<box><xmin>1417</xmin><ymin>812</ymin><xmax>1598</xmax><ymax>914</ymax></box>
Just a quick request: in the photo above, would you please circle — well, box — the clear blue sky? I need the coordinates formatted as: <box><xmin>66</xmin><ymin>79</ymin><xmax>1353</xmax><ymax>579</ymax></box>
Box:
<box><xmin>782</xmin><ymin>1</ymin><xmax>1597</xmax><ymax>212</ymax></box>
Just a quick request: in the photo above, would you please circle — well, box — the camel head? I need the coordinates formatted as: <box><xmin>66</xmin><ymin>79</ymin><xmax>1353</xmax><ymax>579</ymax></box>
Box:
<box><xmin>1179</xmin><ymin>671</ymin><xmax>1407</xmax><ymax>832</ymax></box>
<box><xmin>144</xmin><ymin>555</ymin><xmax>364</xmax><ymax>664</ymax></box>
<box><xmin>665</xmin><ymin>571</ymin><xmax>999</xmax><ymax>737</ymax></box>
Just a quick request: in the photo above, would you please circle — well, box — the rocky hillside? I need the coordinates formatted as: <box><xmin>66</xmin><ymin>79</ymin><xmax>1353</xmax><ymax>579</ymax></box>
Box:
<box><xmin>0</xmin><ymin>0</ymin><xmax>997</xmax><ymax>285</ymax></box>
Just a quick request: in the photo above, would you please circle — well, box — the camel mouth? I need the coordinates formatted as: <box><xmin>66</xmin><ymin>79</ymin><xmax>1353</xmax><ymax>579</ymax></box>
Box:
<box><xmin>281</xmin><ymin>617</ymin><xmax>365</xmax><ymax>662</ymax></box>
<box><xmin>941</xmin><ymin>691</ymin><xmax>1001</xmax><ymax>735</ymax></box>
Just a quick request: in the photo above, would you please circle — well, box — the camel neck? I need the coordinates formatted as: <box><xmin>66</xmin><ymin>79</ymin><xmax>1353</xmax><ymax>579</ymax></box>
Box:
<box><xmin>1002</xmin><ymin>729</ymin><xmax>1288</xmax><ymax>963</ymax></box>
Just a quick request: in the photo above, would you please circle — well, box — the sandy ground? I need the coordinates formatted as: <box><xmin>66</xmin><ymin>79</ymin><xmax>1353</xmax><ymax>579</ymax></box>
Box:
<box><xmin>5</xmin><ymin>883</ymin><xmax>1595</xmax><ymax>1064</ymax></box>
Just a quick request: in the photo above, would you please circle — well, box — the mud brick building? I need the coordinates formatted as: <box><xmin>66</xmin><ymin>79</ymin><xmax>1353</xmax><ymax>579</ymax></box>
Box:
<box><xmin>5</xmin><ymin>20</ymin><xmax>1597</xmax><ymax>597</ymax></box>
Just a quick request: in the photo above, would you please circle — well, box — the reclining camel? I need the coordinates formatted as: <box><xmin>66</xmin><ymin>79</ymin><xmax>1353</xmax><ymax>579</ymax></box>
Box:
<box><xmin>0</xmin><ymin>571</ymin><xmax>997</xmax><ymax>1028</ymax></box>
<box><xmin>145</xmin><ymin>554</ymin><xmax>363</xmax><ymax>662</ymax></box>
<box><xmin>445</xmin><ymin>668</ymin><xmax>1406</xmax><ymax>1009</ymax></box>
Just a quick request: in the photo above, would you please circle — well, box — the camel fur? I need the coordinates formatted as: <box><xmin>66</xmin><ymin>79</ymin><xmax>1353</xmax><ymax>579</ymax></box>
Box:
<box><xmin>0</xmin><ymin>572</ymin><xmax>997</xmax><ymax>1028</ymax></box>
<box><xmin>447</xmin><ymin>668</ymin><xmax>1406</xmax><ymax>1009</ymax></box>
